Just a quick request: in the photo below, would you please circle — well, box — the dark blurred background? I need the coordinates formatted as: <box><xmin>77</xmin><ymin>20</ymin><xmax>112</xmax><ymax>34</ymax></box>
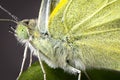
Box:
<box><xmin>0</xmin><ymin>0</ymin><xmax>41</xmax><ymax>80</ymax></box>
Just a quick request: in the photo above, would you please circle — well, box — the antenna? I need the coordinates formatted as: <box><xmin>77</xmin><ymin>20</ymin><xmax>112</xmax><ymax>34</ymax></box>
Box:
<box><xmin>0</xmin><ymin>19</ymin><xmax>18</xmax><ymax>24</ymax></box>
<box><xmin>0</xmin><ymin>5</ymin><xmax>19</xmax><ymax>21</ymax></box>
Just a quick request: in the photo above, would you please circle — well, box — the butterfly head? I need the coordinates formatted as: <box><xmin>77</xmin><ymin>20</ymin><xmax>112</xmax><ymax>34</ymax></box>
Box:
<box><xmin>15</xmin><ymin>19</ymin><xmax>38</xmax><ymax>42</ymax></box>
<box><xmin>15</xmin><ymin>22</ymin><xmax>29</xmax><ymax>41</ymax></box>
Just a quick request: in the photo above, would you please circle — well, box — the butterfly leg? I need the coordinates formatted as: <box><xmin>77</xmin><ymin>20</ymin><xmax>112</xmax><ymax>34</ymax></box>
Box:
<box><xmin>84</xmin><ymin>71</ymin><xmax>91</xmax><ymax>80</ymax></box>
<box><xmin>16</xmin><ymin>45</ymin><xmax>28</xmax><ymax>80</ymax></box>
<box><xmin>67</xmin><ymin>65</ymin><xmax>81</xmax><ymax>80</ymax></box>
<box><xmin>61</xmin><ymin>0</ymin><xmax>73</xmax><ymax>22</ymax></box>
<box><xmin>78</xmin><ymin>70</ymin><xmax>81</xmax><ymax>80</ymax></box>
<box><xmin>37</xmin><ymin>51</ymin><xmax>46</xmax><ymax>80</ymax></box>
<box><xmin>28</xmin><ymin>52</ymin><xmax>33</xmax><ymax>67</ymax></box>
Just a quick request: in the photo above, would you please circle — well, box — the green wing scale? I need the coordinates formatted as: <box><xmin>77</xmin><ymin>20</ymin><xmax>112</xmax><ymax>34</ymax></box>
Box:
<box><xmin>49</xmin><ymin>0</ymin><xmax>120</xmax><ymax>70</ymax></box>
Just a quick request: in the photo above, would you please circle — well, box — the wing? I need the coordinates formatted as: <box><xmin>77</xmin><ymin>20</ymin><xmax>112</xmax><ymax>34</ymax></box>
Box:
<box><xmin>37</xmin><ymin>0</ymin><xmax>60</xmax><ymax>34</ymax></box>
<box><xmin>49</xmin><ymin>0</ymin><xmax>120</xmax><ymax>70</ymax></box>
<box><xmin>49</xmin><ymin>0</ymin><xmax>120</xmax><ymax>38</ymax></box>
<box><xmin>49</xmin><ymin>0</ymin><xmax>69</xmax><ymax>38</ymax></box>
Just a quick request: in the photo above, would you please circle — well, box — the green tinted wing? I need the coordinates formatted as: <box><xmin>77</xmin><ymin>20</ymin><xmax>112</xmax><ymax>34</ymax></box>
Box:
<box><xmin>49</xmin><ymin>0</ymin><xmax>118</xmax><ymax>39</ymax></box>
<box><xmin>49</xmin><ymin>0</ymin><xmax>120</xmax><ymax>70</ymax></box>
<box><xmin>74</xmin><ymin>38</ymin><xmax>120</xmax><ymax>70</ymax></box>
<box><xmin>72</xmin><ymin>0</ymin><xmax>120</xmax><ymax>70</ymax></box>
<box><xmin>49</xmin><ymin>0</ymin><xmax>69</xmax><ymax>39</ymax></box>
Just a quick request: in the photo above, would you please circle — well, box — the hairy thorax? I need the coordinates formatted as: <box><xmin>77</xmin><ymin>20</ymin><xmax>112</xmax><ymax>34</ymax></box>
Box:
<box><xmin>30</xmin><ymin>34</ymin><xmax>86</xmax><ymax>73</ymax></box>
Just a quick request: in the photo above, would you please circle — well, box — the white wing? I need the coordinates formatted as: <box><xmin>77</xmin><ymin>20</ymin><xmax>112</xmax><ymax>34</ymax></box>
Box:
<box><xmin>37</xmin><ymin>0</ymin><xmax>60</xmax><ymax>34</ymax></box>
<box><xmin>37</xmin><ymin>0</ymin><xmax>51</xmax><ymax>33</ymax></box>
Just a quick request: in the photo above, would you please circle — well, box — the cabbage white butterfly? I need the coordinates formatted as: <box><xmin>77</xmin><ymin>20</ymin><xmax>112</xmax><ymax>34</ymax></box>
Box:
<box><xmin>0</xmin><ymin>0</ymin><xmax>120</xmax><ymax>80</ymax></box>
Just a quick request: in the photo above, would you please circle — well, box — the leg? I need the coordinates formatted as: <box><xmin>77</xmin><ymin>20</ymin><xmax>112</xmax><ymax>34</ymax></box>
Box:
<box><xmin>67</xmin><ymin>65</ymin><xmax>81</xmax><ymax>80</ymax></box>
<box><xmin>16</xmin><ymin>45</ymin><xmax>28</xmax><ymax>80</ymax></box>
<box><xmin>37</xmin><ymin>51</ymin><xmax>46</xmax><ymax>80</ymax></box>
<box><xmin>72</xmin><ymin>68</ymin><xmax>81</xmax><ymax>80</ymax></box>
<box><xmin>28</xmin><ymin>52</ymin><xmax>33</xmax><ymax>67</ymax></box>
<box><xmin>84</xmin><ymin>71</ymin><xmax>91</xmax><ymax>80</ymax></box>
<box><xmin>78</xmin><ymin>70</ymin><xmax>81</xmax><ymax>80</ymax></box>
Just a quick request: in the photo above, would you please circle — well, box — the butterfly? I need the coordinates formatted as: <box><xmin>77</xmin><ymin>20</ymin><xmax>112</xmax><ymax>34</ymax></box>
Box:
<box><xmin>0</xmin><ymin>0</ymin><xmax>120</xmax><ymax>80</ymax></box>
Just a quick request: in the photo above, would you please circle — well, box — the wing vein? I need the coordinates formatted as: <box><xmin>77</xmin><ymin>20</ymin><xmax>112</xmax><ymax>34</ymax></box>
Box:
<box><xmin>75</xmin><ymin>40</ymin><xmax>120</xmax><ymax>53</ymax></box>
<box><xmin>70</xmin><ymin>0</ymin><xmax>117</xmax><ymax>33</ymax></box>
<box><xmin>74</xmin><ymin>28</ymin><xmax>120</xmax><ymax>38</ymax></box>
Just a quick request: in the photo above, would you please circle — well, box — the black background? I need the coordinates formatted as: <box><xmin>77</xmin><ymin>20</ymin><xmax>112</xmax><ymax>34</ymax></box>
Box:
<box><xmin>0</xmin><ymin>0</ymin><xmax>41</xmax><ymax>80</ymax></box>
